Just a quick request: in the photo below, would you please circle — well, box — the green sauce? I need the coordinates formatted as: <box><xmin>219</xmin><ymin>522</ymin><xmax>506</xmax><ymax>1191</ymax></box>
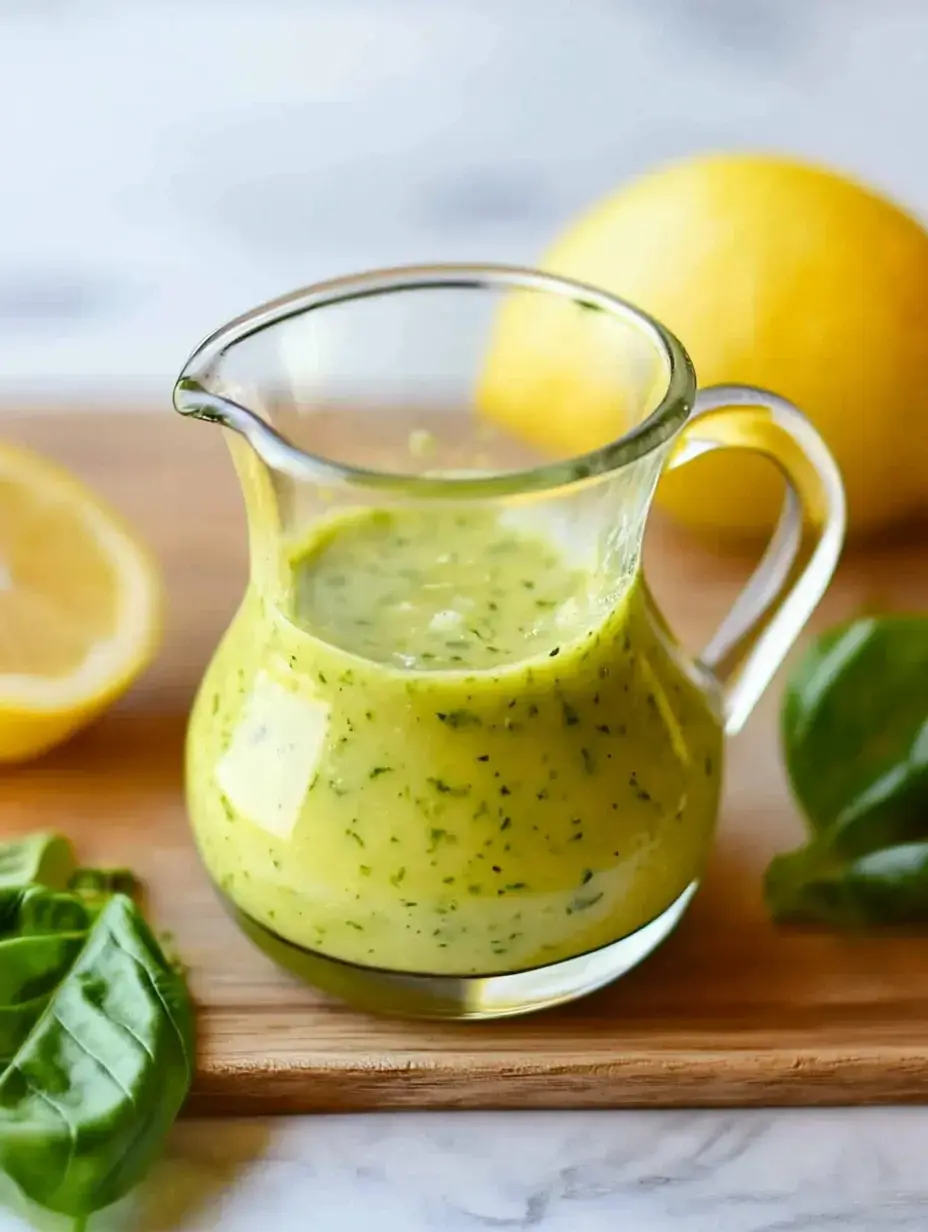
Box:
<box><xmin>294</xmin><ymin>507</ymin><xmax>584</xmax><ymax>670</ymax></box>
<box><xmin>187</xmin><ymin>506</ymin><xmax>722</xmax><ymax>975</ymax></box>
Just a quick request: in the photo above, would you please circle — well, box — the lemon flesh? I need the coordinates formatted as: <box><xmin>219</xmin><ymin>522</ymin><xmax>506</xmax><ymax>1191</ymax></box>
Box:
<box><xmin>0</xmin><ymin>442</ymin><xmax>161</xmax><ymax>761</ymax></box>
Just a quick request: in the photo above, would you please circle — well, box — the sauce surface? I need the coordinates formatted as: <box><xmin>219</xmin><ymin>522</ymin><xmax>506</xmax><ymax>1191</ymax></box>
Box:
<box><xmin>294</xmin><ymin>507</ymin><xmax>586</xmax><ymax>670</ymax></box>
<box><xmin>187</xmin><ymin>506</ymin><xmax>723</xmax><ymax>975</ymax></box>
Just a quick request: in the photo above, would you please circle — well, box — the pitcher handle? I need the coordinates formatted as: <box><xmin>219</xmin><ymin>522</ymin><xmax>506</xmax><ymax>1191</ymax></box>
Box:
<box><xmin>666</xmin><ymin>385</ymin><xmax>846</xmax><ymax>736</ymax></box>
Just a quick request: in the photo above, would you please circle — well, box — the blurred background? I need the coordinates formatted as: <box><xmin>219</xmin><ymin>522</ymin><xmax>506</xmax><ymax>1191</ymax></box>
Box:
<box><xmin>1</xmin><ymin>0</ymin><xmax>927</xmax><ymax>403</ymax></box>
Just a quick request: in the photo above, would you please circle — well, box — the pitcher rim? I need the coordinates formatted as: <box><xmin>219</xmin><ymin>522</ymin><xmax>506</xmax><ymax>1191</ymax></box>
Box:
<box><xmin>173</xmin><ymin>262</ymin><xmax>696</xmax><ymax>498</ymax></box>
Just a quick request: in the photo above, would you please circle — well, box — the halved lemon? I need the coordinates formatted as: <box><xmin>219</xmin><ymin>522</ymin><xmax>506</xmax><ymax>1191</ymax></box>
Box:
<box><xmin>0</xmin><ymin>441</ymin><xmax>162</xmax><ymax>762</ymax></box>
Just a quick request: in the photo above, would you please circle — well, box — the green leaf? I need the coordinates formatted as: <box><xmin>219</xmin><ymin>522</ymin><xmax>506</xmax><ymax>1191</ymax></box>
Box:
<box><xmin>769</xmin><ymin>615</ymin><xmax>928</xmax><ymax>925</ymax></box>
<box><xmin>0</xmin><ymin>888</ymin><xmax>91</xmax><ymax>1066</ymax></box>
<box><xmin>0</xmin><ymin>890</ymin><xmax>194</xmax><ymax>1218</ymax></box>
<box><xmin>68</xmin><ymin>868</ymin><xmax>139</xmax><ymax>899</ymax></box>
<box><xmin>0</xmin><ymin>835</ymin><xmax>194</xmax><ymax>1219</ymax></box>
<box><xmin>68</xmin><ymin>867</ymin><xmax>141</xmax><ymax>918</ymax></box>
<box><xmin>766</xmin><ymin>841</ymin><xmax>928</xmax><ymax>927</ymax></box>
<box><xmin>0</xmin><ymin>834</ymin><xmax>76</xmax><ymax>891</ymax></box>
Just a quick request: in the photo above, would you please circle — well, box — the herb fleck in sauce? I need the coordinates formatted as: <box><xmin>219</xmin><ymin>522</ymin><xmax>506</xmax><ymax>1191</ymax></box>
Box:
<box><xmin>293</xmin><ymin>508</ymin><xmax>587</xmax><ymax>670</ymax></box>
<box><xmin>188</xmin><ymin>505</ymin><xmax>722</xmax><ymax>976</ymax></box>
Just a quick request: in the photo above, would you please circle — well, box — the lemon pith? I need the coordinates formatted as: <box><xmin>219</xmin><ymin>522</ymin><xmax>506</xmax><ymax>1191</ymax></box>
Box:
<box><xmin>0</xmin><ymin>442</ymin><xmax>162</xmax><ymax>761</ymax></box>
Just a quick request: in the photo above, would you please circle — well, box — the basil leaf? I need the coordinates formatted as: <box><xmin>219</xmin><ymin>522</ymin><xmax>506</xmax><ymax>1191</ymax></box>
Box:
<box><xmin>0</xmin><ymin>833</ymin><xmax>76</xmax><ymax>890</ymax></box>
<box><xmin>68</xmin><ymin>867</ymin><xmax>141</xmax><ymax>917</ymax></box>
<box><xmin>68</xmin><ymin>868</ymin><xmax>139</xmax><ymax>898</ymax></box>
<box><xmin>768</xmin><ymin>615</ymin><xmax>928</xmax><ymax>924</ymax></box>
<box><xmin>782</xmin><ymin>617</ymin><xmax>928</xmax><ymax>856</ymax></box>
<box><xmin>0</xmin><ymin>890</ymin><xmax>194</xmax><ymax>1218</ymax></box>
<box><xmin>767</xmin><ymin>841</ymin><xmax>928</xmax><ymax>927</ymax></box>
<box><xmin>0</xmin><ymin>887</ymin><xmax>91</xmax><ymax>1066</ymax></box>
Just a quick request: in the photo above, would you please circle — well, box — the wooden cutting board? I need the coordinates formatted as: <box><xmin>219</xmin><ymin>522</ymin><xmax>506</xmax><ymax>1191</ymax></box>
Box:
<box><xmin>1</xmin><ymin>408</ymin><xmax>927</xmax><ymax>1113</ymax></box>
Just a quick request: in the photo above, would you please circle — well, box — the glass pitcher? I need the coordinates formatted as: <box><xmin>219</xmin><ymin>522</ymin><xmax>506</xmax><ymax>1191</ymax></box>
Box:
<box><xmin>173</xmin><ymin>264</ymin><xmax>844</xmax><ymax>1019</ymax></box>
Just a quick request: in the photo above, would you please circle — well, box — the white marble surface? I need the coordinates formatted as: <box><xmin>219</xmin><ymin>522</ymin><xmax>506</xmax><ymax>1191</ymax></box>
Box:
<box><xmin>4</xmin><ymin>1109</ymin><xmax>928</xmax><ymax>1231</ymax></box>
<box><xmin>3</xmin><ymin>2</ymin><xmax>928</xmax><ymax>1229</ymax></box>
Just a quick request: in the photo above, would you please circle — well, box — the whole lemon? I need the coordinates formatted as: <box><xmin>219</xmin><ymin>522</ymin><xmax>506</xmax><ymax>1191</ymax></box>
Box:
<box><xmin>484</xmin><ymin>154</ymin><xmax>928</xmax><ymax>538</ymax></box>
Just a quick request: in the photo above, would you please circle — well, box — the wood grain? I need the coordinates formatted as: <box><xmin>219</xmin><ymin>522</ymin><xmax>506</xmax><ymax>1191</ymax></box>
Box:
<box><xmin>1</xmin><ymin>408</ymin><xmax>927</xmax><ymax>1112</ymax></box>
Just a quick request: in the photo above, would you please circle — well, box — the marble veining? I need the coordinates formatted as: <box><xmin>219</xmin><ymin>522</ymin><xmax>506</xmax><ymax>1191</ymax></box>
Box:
<box><xmin>3</xmin><ymin>1110</ymin><xmax>925</xmax><ymax>1231</ymax></box>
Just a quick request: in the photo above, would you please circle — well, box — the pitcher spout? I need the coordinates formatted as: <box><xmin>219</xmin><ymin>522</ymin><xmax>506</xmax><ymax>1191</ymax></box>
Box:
<box><xmin>172</xmin><ymin>376</ymin><xmax>231</xmax><ymax>423</ymax></box>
